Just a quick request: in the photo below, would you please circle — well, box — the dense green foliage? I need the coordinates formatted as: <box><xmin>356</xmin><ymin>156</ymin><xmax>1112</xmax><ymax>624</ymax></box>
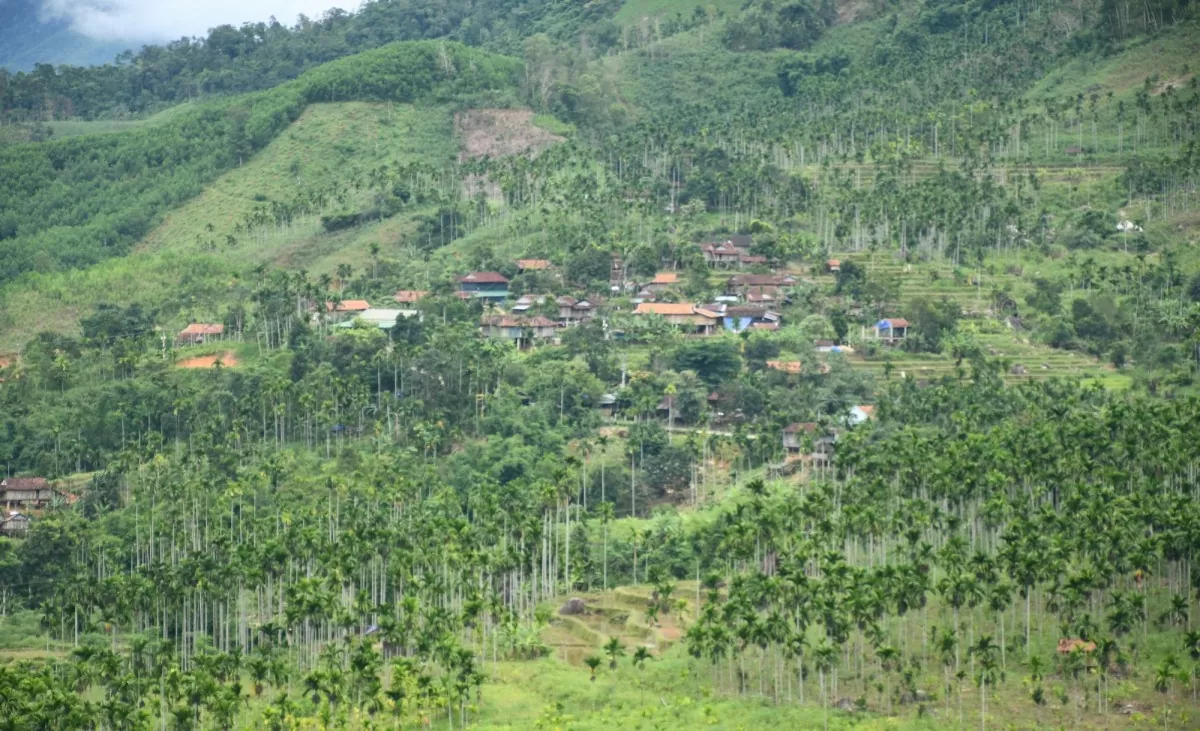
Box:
<box><xmin>0</xmin><ymin>0</ymin><xmax>617</xmax><ymax>121</ymax></box>
<box><xmin>1</xmin><ymin>1</ymin><xmax>1200</xmax><ymax>728</ymax></box>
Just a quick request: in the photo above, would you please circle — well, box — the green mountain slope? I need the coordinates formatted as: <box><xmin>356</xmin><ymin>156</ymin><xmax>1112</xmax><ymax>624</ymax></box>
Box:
<box><xmin>0</xmin><ymin>2</ymin><xmax>1196</xmax><ymax>356</ymax></box>
<box><xmin>0</xmin><ymin>41</ymin><xmax>520</xmax><ymax>287</ymax></box>
<box><xmin>0</xmin><ymin>102</ymin><xmax>461</xmax><ymax>344</ymax></box>
<box><xmin>1</xmin><ymin>5</ymin><xmax>1200</xmax><ymax>730</ymax></box>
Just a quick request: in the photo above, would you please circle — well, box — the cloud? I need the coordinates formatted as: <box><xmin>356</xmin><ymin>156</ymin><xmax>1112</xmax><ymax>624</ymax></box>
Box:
<box><xmin>38</xmin><ymin>0</ymin><xmax>351</xmax><ymax>42</ymax></box>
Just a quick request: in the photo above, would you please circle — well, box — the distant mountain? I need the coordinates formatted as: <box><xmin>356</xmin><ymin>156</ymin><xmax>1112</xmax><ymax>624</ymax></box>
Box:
<box><xmin>0</xmin><ymin>0</ymin><xmax>133</xmax><ymax>71</ymax></box>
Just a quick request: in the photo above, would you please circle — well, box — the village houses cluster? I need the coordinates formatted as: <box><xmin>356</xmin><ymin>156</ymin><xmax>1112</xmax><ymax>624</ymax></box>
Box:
<box><xmin>0</xmin><ymin>238</ymin><xmax>907</xmax><ymax>538</ymax></box>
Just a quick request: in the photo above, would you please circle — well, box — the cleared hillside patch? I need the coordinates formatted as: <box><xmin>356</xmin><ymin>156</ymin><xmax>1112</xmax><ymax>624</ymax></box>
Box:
<box><xmin>137</xmin><ymin>102</ymin><xmax>456</xmax><ymax>262</ymax></box>
<box><xmin>456</xmin><ymin>108</ymin><xmax>563</xmax><ymax>160</ymax></box>
<box><xmin>1026</xmin><ymin>24</ymin><xmax>1200</xmax><ymax>101</ymax></box>
<box><xmin>175</xmin><ymin>351</ymin><xmax>239</xmax><ymax>369</ymax></box>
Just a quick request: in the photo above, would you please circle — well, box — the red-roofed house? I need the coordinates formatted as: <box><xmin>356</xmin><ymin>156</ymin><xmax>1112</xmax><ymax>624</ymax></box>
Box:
<box><xmin>326</xmin><ymin>300</ymin><xmax>371</xmax><ymax>313</ymax></box>
<box><xmin>0</xmin><ymin>477</ymin><xmax>58</xmax><ymax>511</ymax></box>
<box><xmin>176</xmin><ymin>323</ymin><xmax>224</xmax><ymax>346</ymax></box>
<box><xmin>874</xmin><ymin>318</ymin><xmax>910</xmax><ymax>340</ymax></box>
<box><xmin>643</xmin><ymin>272</ymin><xmax>679</xmax><ymax>294</ymax></box>
<box><xmin>458</xmin><ymin>272</ymin><xmax>510</xmax><ymax>302</ymax></box>
<box><xmin>849</xmin><ymin>405</ymin><xmax>875</xmax><ymax>426</ymax></box>
<box><xmin>634</xmin><ymin>303</ymin><xmax>719</xmax><ymax>334</ymax></box>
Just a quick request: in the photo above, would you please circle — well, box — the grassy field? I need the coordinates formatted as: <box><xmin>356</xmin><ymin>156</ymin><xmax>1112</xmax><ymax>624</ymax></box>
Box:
<box><xmin>0</xmin><ymin>103</ymin><xmax>198</xmax><ymax>145</ymax></box>
<box><xmin>1024</xmin><ymin>24</ymin><xmax>1199</xmax><ymax>103</ymax></box>
<box><xmin>136</xmin><ymin>101</ymin><xmax>457</xmax><ymax>263</ymax></box>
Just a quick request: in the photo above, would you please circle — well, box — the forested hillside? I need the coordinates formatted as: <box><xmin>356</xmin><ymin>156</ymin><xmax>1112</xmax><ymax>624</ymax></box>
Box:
<box><xmin>1</xmin><ymin>0</ymin><xmax>1199</xmax><ymax>728</ymax></box>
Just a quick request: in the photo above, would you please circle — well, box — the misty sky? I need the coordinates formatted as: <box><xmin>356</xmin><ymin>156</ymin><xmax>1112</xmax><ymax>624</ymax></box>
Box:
<box><xmin>35</xmin><ymin>0</ymin><xmax>350</xmax><ymax>42</ymax></box>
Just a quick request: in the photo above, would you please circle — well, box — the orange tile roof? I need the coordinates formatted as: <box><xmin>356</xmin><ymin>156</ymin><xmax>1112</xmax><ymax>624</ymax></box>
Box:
<box><xmin>651</xmin><ymin>272</ymin><xmax>679</xmax><ymax>285</ymax></box>
<box><xmin>326</xmin><ymin>300</ymin><xmax>370</xmax><ymax>312</ymax></box>
<box><xmin>635</xmin><ymin>303</ymin><xmax>703</xmax><ymax>316</ymax></box>
<box><xmin>180</xmin><ymin>323</ymin><xmax>224</xmax><ymax>335</ymax></box>
<box><xmin>517</xmin><ymin>259</ymin><xmax>551</xmax><ymax>270</ymax></box>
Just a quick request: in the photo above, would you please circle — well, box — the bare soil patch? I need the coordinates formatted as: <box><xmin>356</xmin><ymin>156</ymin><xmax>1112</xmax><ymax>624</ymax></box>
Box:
<box><xmin>177</xmin><ymin>351</ymin><xmax>238</xmax><ymax>369</ymax></box>
<box><xmin>456</xmin><ymin>109</ymin><xmax>564</xmax><ymax>200</ymax></box>
<box><xmin>836</xmin><ymin>0</ymin><xmax>870</xmax><ymax>24</ymax></box>
<box><xmin>455</xmin><ymin>109</ymin><xmax>563</xmax><ymax>160</ymax></box>
<box><xmin>1151</xmin><ymin>74</ymin><xmax>1193</xmax><ymax>95</ymax></box>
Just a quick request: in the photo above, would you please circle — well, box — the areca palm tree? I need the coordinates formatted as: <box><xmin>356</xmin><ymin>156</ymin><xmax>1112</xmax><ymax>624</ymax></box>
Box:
<box><xmin>631</xmin><ymin>646</ymin><xmax>653</xmax><ymax>671</ymax></box>
<box><xmin>970</xmin><ymin>635</ymin><xmax>1001</xmax><ymax>731</ymax></box>
<box><xmin>584</xmin><ymin>655</ymin><xmax>602</xmax><ymax>682</ymax></box>
<box><xmin>604</xmin><ymin>637</ymin><xmax>625</xmax><ymax>670</ymax></box>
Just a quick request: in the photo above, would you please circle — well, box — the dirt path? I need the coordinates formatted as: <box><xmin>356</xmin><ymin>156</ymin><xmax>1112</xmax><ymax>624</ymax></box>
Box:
<box><xmin>176</xmin><ymin>351</ymin><xmax>238</xmax><ymax>369</ymax></box>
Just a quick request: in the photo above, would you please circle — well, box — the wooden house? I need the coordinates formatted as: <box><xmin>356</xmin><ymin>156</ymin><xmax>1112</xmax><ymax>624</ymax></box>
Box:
<box><xmin>643</xmin><ymin>272</ymin><xmax>679</xmax><ymax>294</ymax></box>
<box><xmin>176</xmin><ymin>323</ymin><xmax>224</xmax><ymax>346</ymax></box>
<box><xmin>0</xmin><ymin>512</ymin><xmax>31</xmax><ymax>537</ymax></box>
<box><xmin>556</xmin><ymin>296</ymin><xmax>596</xmax><ymax>325</ymax></box>
<box><xmin>633</xmin><ymin>303</ymin><xmax>719</xmax><ymax>335</ymax></box>
<box><xmin>726</xmin><ymin>274</ymin><xmax>797</xmax><ymax>298</ymax></box>
<box><xmin>0</xmin><ymin>477</ymin><xmax>57</xmax><ymax>511</ymax></box>
<box><xmin>782</xmin><ymin>422</ymin><xmax>817</xmax><ymax>452</ymax></box>
<box><xmin>480</xmin><ymin>315</ymin><xmax>558</xmax><ymax>346</ymax></box>
<box><xmin>699</xmin><ymin>241</ymin><xmax>744</xmax><ymax>267</ymax></box>
<box><xmin>458</xmin><ymin>272</ymin><xmax>510</xmax><ymax>303</ymax></box>
<box><xmin>874</xmin><ymin>318</ymin><xmax>910</xmax><ymax>341</ymax></box>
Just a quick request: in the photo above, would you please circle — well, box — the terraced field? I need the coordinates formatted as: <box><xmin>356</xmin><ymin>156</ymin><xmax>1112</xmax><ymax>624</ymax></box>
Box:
<box><xmin>542</xmin><ymin>585</ymin><xmax>692</xmax><ymax>667</ymax></box>
<box><xmin>826</xmin><ymin>252</ymin><xmax>1131</xmax><ymax>388</ymax></box>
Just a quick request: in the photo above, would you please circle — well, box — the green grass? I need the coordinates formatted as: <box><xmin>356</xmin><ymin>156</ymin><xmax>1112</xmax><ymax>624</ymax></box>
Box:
<box><xmin>532</xmin><ymin>113</ymin><xmax>576</xmax><ymax>137</ymax></box>
<box><xmin>0</xmin><ymin>103</ymin><xmax>198</xmax><ymax>145</ymax></box>
<box><xmin>137</xmin><ymin>101</ymin><xmax>457</xmax><ymax>262</ymax></box>
<box><xmin>1024</xmin><ymin>23</ymin><xmax>1200</xmax><ymax>103</ymax></box>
